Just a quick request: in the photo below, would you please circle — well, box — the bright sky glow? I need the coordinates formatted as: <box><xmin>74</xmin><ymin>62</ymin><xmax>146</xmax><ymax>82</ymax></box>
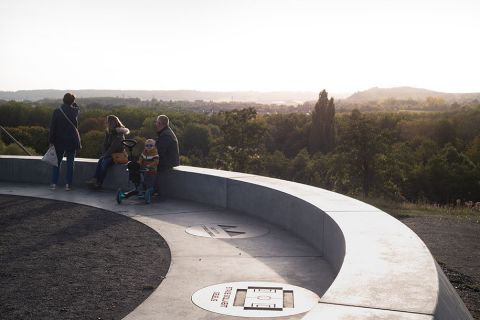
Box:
<box><xmin>0</xmin><ymin>0</ymin><xmax>479</xmax><ymax>93</ymax></box>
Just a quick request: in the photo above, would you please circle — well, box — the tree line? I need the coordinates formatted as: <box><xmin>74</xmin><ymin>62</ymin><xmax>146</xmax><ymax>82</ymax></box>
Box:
<box><xmin>1</xmin><ymin>92</ymin><xmax>479</xmax><ymax>205</ymax></box>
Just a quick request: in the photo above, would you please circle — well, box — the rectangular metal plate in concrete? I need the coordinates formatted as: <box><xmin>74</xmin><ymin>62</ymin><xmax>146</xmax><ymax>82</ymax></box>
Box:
<box><xmin>244</xmin><ymin>287</ymin><xmax>284</xmax><ymax>310</ymax></box>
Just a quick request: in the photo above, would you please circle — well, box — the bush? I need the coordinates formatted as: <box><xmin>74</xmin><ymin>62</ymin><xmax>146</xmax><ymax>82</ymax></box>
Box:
<box><xmin>1</xmin><ymin>143</ymin><xmax>38</xmax><ymax>156</ymax></box>
<box><xmin>2</xmin><ymin>126</ymin><xmax>49</xmax><ymax>154</ymax></box>
<box><xmin>77</xmin><ymin>130</ymin><xmax>104</xmax><ymax>158</ymax></box>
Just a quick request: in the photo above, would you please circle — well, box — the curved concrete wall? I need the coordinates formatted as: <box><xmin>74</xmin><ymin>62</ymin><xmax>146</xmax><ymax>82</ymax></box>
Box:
<box><xmin>0</xmin><ymin>156</ymin><xmax>473</xmax><ymax>319</ymax></box>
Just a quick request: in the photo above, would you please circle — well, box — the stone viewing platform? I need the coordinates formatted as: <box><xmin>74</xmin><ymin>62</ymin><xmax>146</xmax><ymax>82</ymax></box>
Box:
<box><xmin>0</xmin><ymin>155</ymin><xmax>474</xmax><ymax>319</ymax></box>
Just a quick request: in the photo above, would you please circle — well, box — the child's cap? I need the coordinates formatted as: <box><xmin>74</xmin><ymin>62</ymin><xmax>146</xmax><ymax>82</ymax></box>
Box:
<box><xmin>145</xmin><ymin>139</ymin><xmax>156</xmax><ymax>149</ymax></box>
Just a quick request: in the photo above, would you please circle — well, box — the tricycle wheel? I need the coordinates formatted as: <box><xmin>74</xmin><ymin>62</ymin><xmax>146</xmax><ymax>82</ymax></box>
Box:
<box><xmin>116</xmin><ymin>190</ymin><xmax>125</xmax><ymax>204</ymax></box>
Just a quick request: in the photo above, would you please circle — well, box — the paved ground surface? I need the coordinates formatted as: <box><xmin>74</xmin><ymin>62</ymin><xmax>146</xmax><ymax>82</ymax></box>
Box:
<box><xmin>0</xmin><ymin>195</ymin><xmax>171</xmax><ymax>320</ymax></box>
<box><xmin>0</xmin><ymin>184</ymin><xmax>333</xmax><ymax>320</ymax></box>
<box><xmin>0</xmin><ymin>183</ymin><xmax>477</xmax><ymax>319</ymax></box>
<box><xmin>398</xmin><ymin>215</ymin><xmax>480</xmax><ymax>320</ymax></box>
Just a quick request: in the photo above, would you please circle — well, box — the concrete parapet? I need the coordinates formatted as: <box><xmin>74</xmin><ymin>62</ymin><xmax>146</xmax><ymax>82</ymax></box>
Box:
<box><xmin>0</xmin><ymin>156</ymin><xmax>473</xmax><ymax>319</ymax></box>
<box><xmin>0</xmin><ymin>155</ymin><xmax>130</xmax><ymax>189</ymax></box>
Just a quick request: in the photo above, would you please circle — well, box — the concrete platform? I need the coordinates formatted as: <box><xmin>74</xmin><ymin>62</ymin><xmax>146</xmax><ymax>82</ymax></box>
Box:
<box><xmin>0</xmin><ymin>182</ymin><xmax>333</xmax><ymax>319</ymax></box>
<box><xmin>0</xmin><ymin>156</ymin><xmax>474</xmax><ymax>319</ymax></box>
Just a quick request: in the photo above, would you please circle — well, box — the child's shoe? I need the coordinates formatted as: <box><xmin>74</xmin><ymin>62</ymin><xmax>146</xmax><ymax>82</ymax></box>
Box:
<box><xmin>49</xmin><ymin>184</ymin><xmax>56</xmax><ymax>190</ymax></box>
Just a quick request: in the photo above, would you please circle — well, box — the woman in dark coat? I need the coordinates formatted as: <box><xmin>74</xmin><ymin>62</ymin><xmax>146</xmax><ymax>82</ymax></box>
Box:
<box><xmin>49</xmin><ymin>93</ymin><xmax>81</xmax><ymax>191</ymax></box>
<box><xmin>87</xmin><ymin>115</ymin><xmax>129</xmax><ymax>189</ymax></box>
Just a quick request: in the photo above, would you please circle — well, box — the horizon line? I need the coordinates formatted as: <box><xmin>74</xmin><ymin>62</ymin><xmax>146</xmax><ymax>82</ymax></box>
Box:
<box><xmin>1</xmin><ymin>86</ymin><xmax>479</xmax><ymax>94</ymax></box>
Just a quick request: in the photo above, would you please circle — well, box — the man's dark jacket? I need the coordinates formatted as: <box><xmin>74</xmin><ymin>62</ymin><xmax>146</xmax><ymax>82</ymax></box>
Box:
<box><xmin>49</xmin><ymin>104</ymin><xmax>81</xmax><ymax>151</ymax></box>
<box><xmin>156</xmin><ymin>126</ymin><xmax>179</xmax><ymax>172</ymax></box>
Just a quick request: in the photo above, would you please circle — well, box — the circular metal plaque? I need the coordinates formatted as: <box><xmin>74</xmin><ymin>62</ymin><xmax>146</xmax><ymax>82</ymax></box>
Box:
<box><xmin>191</xmin><ymin>281</ymin><xmax>319</xmax><ymax>317</ymax></box>
<box><xmin>186</xmin><ymin>223</ymin><xmax>268</xmax><ymax>239</ymax></box>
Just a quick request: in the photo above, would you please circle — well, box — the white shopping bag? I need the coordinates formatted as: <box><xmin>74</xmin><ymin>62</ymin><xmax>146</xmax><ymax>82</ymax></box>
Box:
<box><xmin>41</xmin><ymin>146</ymin><xmax>58</xmax><ymax>167</ymax></box>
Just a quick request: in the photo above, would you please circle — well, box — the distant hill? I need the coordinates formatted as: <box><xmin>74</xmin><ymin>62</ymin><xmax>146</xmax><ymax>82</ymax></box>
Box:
<box><xmin>0</xmin><ymin>89</ymin><xmax>323</xmax><ymax>105</ymax></box>
<box><xmin>345</xmin><ymin>87</ymin><xmax>480</xmax><ymax>103</ymax></box>
<box><xmin>3</xmin><ymin>88</ymin><xmax>477</xmax><ymax>106</ymax></box>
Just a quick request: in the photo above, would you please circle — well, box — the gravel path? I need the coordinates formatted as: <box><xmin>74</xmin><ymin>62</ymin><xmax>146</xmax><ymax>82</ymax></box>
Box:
<box><xmin>399</xmin><ymin>215</ymin><xmax>480</xmax><ymax>319</ymax></box>
<box><xmin>0</xmin><ymin>195</ymin><xmax>171</xmax><ymax>320</ymax></box>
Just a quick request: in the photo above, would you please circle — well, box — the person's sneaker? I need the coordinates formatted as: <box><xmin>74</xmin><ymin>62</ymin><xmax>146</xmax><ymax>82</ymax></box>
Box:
<box><xmin>65</xmin><ymin>184</ymin><xmax>71</xmax><ymax>191</ymax></box>
<box><xmin>49</xmin><ymin>184</ymin><xmax>56</xmax><ymax>190</ymax></box>
<box><xmin>92</xmin><ymin>183</ymin><xmax>102</xmax><ymax>190</ymax></box>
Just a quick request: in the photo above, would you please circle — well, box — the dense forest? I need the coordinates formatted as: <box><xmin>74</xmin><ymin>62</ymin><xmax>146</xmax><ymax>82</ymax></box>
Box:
<box><xmin>1</xmin><ymin>91</ymin><xmax>479</xmax><ymax>205</ymax></box>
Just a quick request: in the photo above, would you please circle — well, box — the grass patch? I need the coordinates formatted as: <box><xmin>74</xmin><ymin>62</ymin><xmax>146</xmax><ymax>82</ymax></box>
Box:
<box><xmin>360</xmin><ymin>197</ymin><xmax>480</xmax><ymax>220</ymax></box>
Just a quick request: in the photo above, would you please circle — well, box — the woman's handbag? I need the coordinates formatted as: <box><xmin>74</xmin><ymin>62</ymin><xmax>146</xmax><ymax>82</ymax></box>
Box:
<box><xmin>41</xmin><ymin>146</ymin><xmax>58</xmax><ymax>167</ymax></box>
<box><xmin>111</xmin><ymin>151</ymin><xmax>129</xmax><ymax>164</ymax></box>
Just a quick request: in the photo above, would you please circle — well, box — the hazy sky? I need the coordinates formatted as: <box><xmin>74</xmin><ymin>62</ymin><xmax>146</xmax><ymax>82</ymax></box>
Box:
<box><xmin>1</xmin><ymin>0</ymin><xmax>479</xmax><ymax>93</ymax></box>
